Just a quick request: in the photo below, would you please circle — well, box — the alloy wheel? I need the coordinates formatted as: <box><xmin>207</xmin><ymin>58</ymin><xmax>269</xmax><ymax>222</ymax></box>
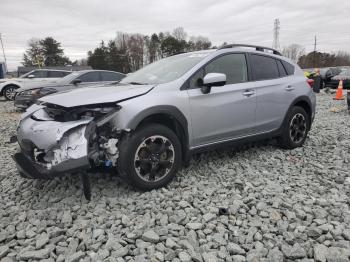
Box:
<box><xmin>5</xmin><ymin>87</ymin><xmax>16</xmax><ymax>100</ymax></box>
<box><xmin>134</xmin><ymin>135</ymin><xmax>175</xmax><ymax>182</ymax></box>
<box><xmin>289</xmin><ymin>113</ymin><xmax>307</xmax><ymax>144</ymax></box>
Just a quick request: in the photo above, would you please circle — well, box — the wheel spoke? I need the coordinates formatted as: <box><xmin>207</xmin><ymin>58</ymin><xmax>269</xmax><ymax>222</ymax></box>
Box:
<box><xmin>149</xmin><ymin>166</ymin><xmax>157</xmax><ymax>181</ymax></box>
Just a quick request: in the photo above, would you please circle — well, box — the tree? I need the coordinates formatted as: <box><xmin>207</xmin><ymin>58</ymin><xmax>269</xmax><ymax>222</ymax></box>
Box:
<box><xmin>282</xmin><ymin>44</ymin><xmax>305</xmax><ymax>63</ymax></box>
<box><xmin>22</xmin><ymin>37</ymin><xmax>71</xmax><ymax>67</ymax></box>
<box><xmin>87</xmin><ymin>41</ymin><xmax>108</xmax><ymax>70</ymax></box>
<box><xmin>172</xmin><ymin>27</ymin><xmax>187</xmax><ymax>41</ymax></box>
<box><xmin>188</xmin><ymin>36</ymin><xmax>211</xmax><ymax>51</ymax></box>
<box><xmin>40</xmin><ymin>37</ymin><xmax>71</xmax><ymax>66</ymax></box>
<box><xmin>22</xmin><ymin>38</ymin><xmax>44</xmax><ymax>67</ymax></box>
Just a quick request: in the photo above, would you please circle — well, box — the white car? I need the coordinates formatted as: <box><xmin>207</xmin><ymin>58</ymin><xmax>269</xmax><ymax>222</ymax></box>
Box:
<box><xmin>0</xmin><ymin>69</ymin><xmax>71</xmax><ymax>100</ymax></box>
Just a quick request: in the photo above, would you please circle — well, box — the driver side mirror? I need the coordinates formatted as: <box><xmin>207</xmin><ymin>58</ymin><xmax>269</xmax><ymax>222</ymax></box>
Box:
<box><xmin>72</xmin><ymin>79</ymin><xmax>82</xmax><ymax>85</ymax></box>
<box><xmin>200</xmin><ymin>73</ymin><xmax>226</xmax><ymax>94</ymax></box>
<box><xmin>28</xmin><ymin>74</ymin><xmax>35</xmax><ymax>79</ymax></box>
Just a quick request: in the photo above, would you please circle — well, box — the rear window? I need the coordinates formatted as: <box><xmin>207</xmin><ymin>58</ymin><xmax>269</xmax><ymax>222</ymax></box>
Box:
<box><xmin>251</xmin><ymin>54</ymin><xmax>279</xmax><ymax>81</ymax></box>
<box><xmin>101</xmin><ymin>72</ymin><xmax>125</xmax><ymax>81</ymax></box>
<box><xmin>281</xmin><ymin>61</ymin><xmax>295</xmax><ymax>75</ymax></box>
<box><xmin>48</xmin><ymin>71</ymin><xmax>70</xmax><ymax>78</ymax></box>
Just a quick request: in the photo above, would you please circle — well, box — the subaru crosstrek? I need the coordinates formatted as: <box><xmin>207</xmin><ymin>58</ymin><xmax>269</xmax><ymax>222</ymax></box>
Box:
<box><xmin>13</xmin><ymin>44</ymin><xmax>316</xmax><ymax>192</ymax></box>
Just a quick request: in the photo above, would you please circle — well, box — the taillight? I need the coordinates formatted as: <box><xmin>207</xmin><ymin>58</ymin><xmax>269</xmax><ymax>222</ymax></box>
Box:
<box><xmin>307</xmin><ymin>79</ymin><xmax>314</xmax><ymax>88</ymax></box>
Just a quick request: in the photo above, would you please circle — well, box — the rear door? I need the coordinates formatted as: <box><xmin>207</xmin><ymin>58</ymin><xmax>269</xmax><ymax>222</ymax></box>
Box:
<box><xmin>187</xmin><ymin>53</ymin><xmax>257</xmax><ymax>147</ymax></box>
<box><xmin>249</xmin><ymin>54</ymin><xmax>297</xmax><ymax>133</ymax></box>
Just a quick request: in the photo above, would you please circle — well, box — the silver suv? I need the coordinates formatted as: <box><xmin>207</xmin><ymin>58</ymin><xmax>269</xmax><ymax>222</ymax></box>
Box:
<box><xmin>13</xmin><ymin>44</ymin><xmax>316</xmax><ymax>194</ymax></box>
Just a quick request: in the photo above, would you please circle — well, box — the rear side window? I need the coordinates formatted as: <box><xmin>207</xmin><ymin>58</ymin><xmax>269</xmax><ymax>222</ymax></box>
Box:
<box><xmin>251</xmin><ymin>54</ymin><xmax>279</xmax><ymax>81</ymax></box>
<box><xmin>48</xmin><ymin>71</ymin><xmax>70</xmax><ymax>78</ymax></box>
<box><xmin>79</xmin><ymin>72</ymin><xmax>101</xmax><ymax>82</ymax></box>
<box><xmin>281</xmin><ymin>61</ymin><xmax>294</xmax><ymax>75</ymax></box>
<box><xmin>204</xmin><ymin>53</ymin><xmax>248</xmax><ymax>85</ymax></box>
<box><xmin>277</xmin><ymin>60</ymin><xmax>287</xmax><ymax>77</ymax></box>
<box><xmin>101</xmin><ymin>72</ymin><xmax>125</xmax><ymax>81</ymax></box>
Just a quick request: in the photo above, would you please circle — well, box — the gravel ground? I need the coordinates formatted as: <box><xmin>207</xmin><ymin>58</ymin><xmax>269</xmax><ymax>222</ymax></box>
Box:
<box><xmin>0</xmin><ymin>92</ymin><xmax>349</xmax><ymax>262</ymax></box>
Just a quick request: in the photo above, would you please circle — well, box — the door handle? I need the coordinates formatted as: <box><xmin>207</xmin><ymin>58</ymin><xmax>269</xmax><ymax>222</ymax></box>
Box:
<box><xmin>243</xmin><ymin>90</ymin><xmax>255</xmax><ymax>97</ymax></box>
<box><xmin>285</xmin><ymin>85</ymin><xmax>295</xmax><ymax>91</ymax></box>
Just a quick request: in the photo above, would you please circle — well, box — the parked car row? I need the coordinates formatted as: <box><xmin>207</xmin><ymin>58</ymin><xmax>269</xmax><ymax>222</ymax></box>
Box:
<box><xmin>0</xmin><ymin>69</ymin><xmax>71</xmax><ymax>100</ymax></box>
<box><xmin>14</xmin><ymin>70</ymin><xmax>125</xmax><ymax>108</ymax></box>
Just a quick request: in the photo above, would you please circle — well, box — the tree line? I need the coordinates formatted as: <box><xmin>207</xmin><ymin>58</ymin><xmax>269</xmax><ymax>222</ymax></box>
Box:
<box><xmin>22</xmin><ymin>29</ymin><xmax>350</xmax><ymax>71</ymax></box>
<box><xmin>86</xmin><ymin>28</ymin><xmax>212</xmax><ymax>73</ymax></box>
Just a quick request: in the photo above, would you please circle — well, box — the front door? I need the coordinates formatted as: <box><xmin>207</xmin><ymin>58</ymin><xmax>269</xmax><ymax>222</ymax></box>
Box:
<box><xmin>187</xmin><ymin>53</ymin><xmax>257</xmax><ymax>147</ymax></box>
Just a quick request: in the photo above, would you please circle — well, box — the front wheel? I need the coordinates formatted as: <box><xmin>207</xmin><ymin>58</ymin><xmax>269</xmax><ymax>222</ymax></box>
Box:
<box><xmin>118</xmin><ymin>124</ymin><xmax>182</xmax><ymax>190</ymax></box>
<box><xmin>3</xmin><ymin>85</ymin><xmax>18</xmax><ymax>101</ymax></box>
<box><xmin>279</xmin><ymin>106</ymin><xmax>310</xmax><ymax>149</ymax></box>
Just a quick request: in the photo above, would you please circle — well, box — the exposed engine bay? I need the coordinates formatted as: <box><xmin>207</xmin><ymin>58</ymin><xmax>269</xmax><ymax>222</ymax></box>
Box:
<box><xmin>15</xmin><ymin>102</ymin><xmax>125</xmax><ymax>179</ymax></box>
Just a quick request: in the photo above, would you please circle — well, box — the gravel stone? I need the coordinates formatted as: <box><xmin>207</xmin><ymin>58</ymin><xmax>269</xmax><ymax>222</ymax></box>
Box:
<box><xmin>142</xmin><ymin>230</ymin><xmax>159</xmax><ymax>243</ymax></box>
<box><xmin>227</xmin><ymin>243</ymin><xmax>245</xmax><ymax>255</ymax></box>
<box><xmin>186</xmin><ymin>223</ymin><xmax>203</xmax><ymax>230</ymax></box>
<box><xmin>18</xmin><ymin>248</ymin><xmax>51</xmax><ymax>260</ymax></box>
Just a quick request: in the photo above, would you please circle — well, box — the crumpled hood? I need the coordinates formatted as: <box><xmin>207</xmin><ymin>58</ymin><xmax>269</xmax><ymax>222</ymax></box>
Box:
<box><xmin>39</xmin><ymin>84</ymin><xmax>155</xmax><ymax>107</ymax></box>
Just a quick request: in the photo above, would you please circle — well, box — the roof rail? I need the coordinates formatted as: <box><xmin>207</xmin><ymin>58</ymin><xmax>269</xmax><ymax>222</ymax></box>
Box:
<box><xmin>219</xmin><ymin>44</ymin><xmax>282</xmax><ymax>56</ymax></box>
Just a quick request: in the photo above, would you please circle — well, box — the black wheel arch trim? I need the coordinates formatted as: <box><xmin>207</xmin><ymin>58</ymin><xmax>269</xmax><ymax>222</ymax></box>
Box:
<box><xmin>127</xmin><ymin>105</ymin><xmax>190</xmax><ymax>162</ymax></box>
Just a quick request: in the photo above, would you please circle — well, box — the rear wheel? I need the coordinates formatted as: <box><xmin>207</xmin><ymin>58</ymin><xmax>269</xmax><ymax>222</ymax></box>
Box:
<box><xmin>118</xmin><ymin>124</ymin><xmax>182</xmax><ymax>190</ymax></box>
<box><xmin>279</xmin><ymin>106</ymin><xmax>310</xmax><ymax>149</ymax></box>
<box><xmin>3</xmin><ymin>85</ymin><xmax>18</xmax><ymax>101</ymax></box>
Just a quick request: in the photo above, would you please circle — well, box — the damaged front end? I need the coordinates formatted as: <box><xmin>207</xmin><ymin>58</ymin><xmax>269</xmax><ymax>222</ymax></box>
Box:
<box><xmin>13</xmin><ymin>102</ymin><xmax>123</xmax><ymax>179</ymax></box>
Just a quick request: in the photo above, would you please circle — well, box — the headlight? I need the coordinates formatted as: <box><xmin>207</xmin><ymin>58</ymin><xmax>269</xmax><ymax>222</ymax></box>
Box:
<box><xmin>38</xmin><ymin>88</ymin><xmax>57</xmax><ymax>96</ymax></box>
<box><xmin>20</xmin><ymin>88</ymin><xmax>41</xmax><ymax>96</ymax></box>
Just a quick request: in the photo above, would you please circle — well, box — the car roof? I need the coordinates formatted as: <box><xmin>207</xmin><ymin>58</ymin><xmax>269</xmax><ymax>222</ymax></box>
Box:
<box><xmin>33</xmin><ymin>69</ymin><xmax>72</xmax><ymax>72</ymax></box>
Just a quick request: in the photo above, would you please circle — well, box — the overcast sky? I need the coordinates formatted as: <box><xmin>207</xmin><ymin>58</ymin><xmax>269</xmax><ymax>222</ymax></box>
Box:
<box><xmin>1</xmin><ymin>0</ymin><xmax>350</xmax><ymax>70</ymax></box>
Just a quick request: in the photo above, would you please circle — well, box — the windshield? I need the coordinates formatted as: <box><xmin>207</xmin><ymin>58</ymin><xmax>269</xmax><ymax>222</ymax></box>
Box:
<box><xmin>120</xmin><ymin>52</ymin><xmax>211</xmax><ymax>85</ymax></box>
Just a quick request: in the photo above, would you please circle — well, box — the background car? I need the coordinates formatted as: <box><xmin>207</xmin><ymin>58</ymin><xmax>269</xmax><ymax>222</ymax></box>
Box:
<box><xmin>14</xmin><ymin>70</ymin><xmax>126</xmax><ymax>109</ymax></box>
<box><xmin>328</xmin><ymin>68</ymin><xmax>350</xmax><ymax>89</ymax></box>
<box><xmin>0</xmin><ymin>69</ymin><xmax>71</xmax><ymax>100</ymax></box>
<box><xmin>324</xmin><ymin>67</ymin><xmax>342</xmax><ymax>87</ymax></box>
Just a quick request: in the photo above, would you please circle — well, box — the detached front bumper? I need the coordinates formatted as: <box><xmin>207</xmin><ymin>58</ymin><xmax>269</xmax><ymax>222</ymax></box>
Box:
<box><xmin>13</xmin><ymin>105</ymin><xmax>93</xmax><ymax>179</ymax></box>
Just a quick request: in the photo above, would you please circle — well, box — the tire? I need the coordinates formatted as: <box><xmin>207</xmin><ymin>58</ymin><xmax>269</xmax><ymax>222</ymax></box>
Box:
<box><xmin>3</xmin><ymin>85</ymin><xmax>18</xmax><ymax>101</ymax></box>
<box><xmin>118</xmin><ymin>124</ymin><xmax>182</xmax><ymax>191</ymax></box>
<box><xmin>279</xmin><ymin>106</ymin><xmax>310</xmax><ymax>149</ymax></box>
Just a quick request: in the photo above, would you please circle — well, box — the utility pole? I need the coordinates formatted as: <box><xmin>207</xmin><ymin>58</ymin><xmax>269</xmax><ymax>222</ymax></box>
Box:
<box><xmin>0</xmin><ymin>33</ymin><xmax>8</xmax><ymax>73</ymax></box>
<box><xmin>313</xmin><ymin>35</ymin><xmax>317</xmax><ymax>68</ymax></box>
<box><xmin>273</xmin><ymin>18</ymin><xmax>280</xmax><ymax>50</ymax></box>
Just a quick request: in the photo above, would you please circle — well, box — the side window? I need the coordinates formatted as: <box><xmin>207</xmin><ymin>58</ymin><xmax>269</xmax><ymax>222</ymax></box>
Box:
<box><xmin>251</xmin><ymin>54</ymin><xmax>279</xmax><ymax>80</ymax></box>
<box><xmin>281</xmin><ymin>61</ymin><xmax>295</xmax><ymax>75</ymax></box>
<box><xmin>79</xmin><ymin>72</ymin><xmax>101</xmax><ymax>82</ymax></box>
<box><xmin>204</xmin><ymin>53</ymin><xmax>248</xmax><ymax>85</ymax></box>
<box><xmin>29</xmin><ymin>70</ymin><xmax>47</xmax><ymax>78</ymax></box>
<box><xmin>101</xmin><ymin>72</ymin><xmax>124</xmax><ymax>81</ymax></box>
<box><xmin>277</xmin><ymin>60</ymin><xmax>287</xmax><ymax>77</ymax></box>
<box><xmin>48</xmin><ymin>71</ymin><xmax>68</xmax><ymax>78</ymax></box>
